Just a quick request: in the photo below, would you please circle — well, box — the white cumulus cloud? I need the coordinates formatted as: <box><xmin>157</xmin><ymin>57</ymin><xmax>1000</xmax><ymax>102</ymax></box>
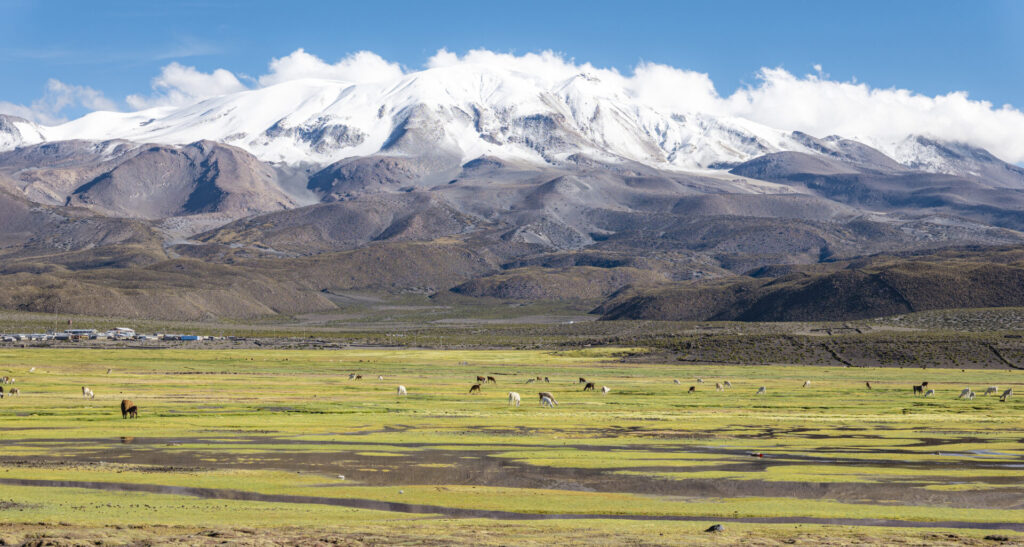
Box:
<box><xmin>724</xmin><ymin>67</ymin><xmax>1024</xmax><ymax>162</ymax></box>
<box><xmin>41</xmin><ymin>79</ymin><xmax>117</xmax><ymax>113</ymax></box>
<box><xmin>258</xmin><ymin>49</ymin><xmax>404</xmax><ymax>86</ymax></box>
<box><xmin>0</xmin><ymin>101</ymin><xmax>40</xmax><ymax>122</ymax></box>
<box><xmin>424</xmin><ymin>50</ymin><xmax>1024</xmax><ymax>162</ymax></box>
<box><xmin>0</xmin><ymin>79</ymin><xmax>116</xmax><ymax>125</ymax></box>
<box><xmin>429</xmin><ymin>48</ymin><xmax>589</xmax><ymax>77</ymax></box>
<box><xmin>126</xmin><ymin>62</ymin><xmax>248</xmax><ymax>109</ymax></box>
<box><xmin>627</xmin><ymin>62</ymin><xmax>724</xmax><ymax>116</ymax></box>
<box><xmin>10</xmin><ymin>48</ymin><xmax>1024</xmax><ymax>164</ymax></box>
<box><xmin>428</xmin><ymin>48</ymin><xmax>622</xmax><ymax>90</ymax></box>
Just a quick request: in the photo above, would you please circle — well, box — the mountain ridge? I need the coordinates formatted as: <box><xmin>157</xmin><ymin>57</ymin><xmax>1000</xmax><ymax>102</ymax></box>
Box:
<box><xmin>4</xmin><ymin>65</ymin><xmax>1018</xmax><ymax>177</ymax></box>
<box><xmin>2</xmin><ymin>68</ymin><xmax>1024</xmax><ymax>321</ymax></box>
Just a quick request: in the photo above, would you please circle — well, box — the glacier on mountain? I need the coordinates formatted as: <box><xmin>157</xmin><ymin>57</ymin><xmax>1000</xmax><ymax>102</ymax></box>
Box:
<box><xmin>1</xmin><ymin>57</ymin><xmax>1011</xmax><ymax>180</ymax></box>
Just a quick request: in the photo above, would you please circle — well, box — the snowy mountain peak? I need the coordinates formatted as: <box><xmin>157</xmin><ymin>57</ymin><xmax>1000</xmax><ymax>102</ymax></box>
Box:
<box><xmin>890</xmin><ymin>135</ymin><xmax>1024</xmax><ymax>187</ymax></box>
<box><xmin>2</xmin><ymin>66</ymin><xmax>1017</xmax><ymax>181</ymax></box>
<box><xmin>0</xmin><ymin>115</ymin><xmax>45</xmax><ymax>151</ymax></box>
<box><xmin>21</xmin><ymin>68</ymin><xmax>808</xmax><ymax>169</ymax></box>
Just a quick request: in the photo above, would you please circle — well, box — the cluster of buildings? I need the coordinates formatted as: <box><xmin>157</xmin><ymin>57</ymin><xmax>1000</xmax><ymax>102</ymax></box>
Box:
<box><xmin>1</xmin><ymin>328</ymin><xmax>222</xmax><ymax>343</ymax></box>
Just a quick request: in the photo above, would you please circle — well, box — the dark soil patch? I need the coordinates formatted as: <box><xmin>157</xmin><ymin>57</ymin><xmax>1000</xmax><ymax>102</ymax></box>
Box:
<box><xmin>1</xmin><ymin>477</ymin><xmax>1022</xmax><ymax>532</ymax></box>
<box><xmin>1</xmin><ymin>435</ymin><xmax>1022</xmax><ymax>510</ymax></box>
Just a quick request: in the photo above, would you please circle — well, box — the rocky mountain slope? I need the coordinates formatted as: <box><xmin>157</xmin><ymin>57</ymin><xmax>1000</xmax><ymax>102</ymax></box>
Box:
<box><xmin>596</xmin><ymin>247</ymin><xmax>1024</xmax><ymax>322</ymax></box>
<box><xmin>1</xmin><ymin>64</ymin><xmax>1024</xmax><ymax>321</ymax></box>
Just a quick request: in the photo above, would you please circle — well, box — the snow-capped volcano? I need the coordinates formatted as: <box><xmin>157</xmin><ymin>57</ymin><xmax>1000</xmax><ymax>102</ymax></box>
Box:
<box><xmin>3</xmin><ymin>58</ymin><xmax>1024</xmax><ymax>253</ymax></box>
<box><xmin>3</xmin><ymin>60</ymin><xmax>1021</xmax><ymax>182</ymax></box>
<box><xmin>5</xmin><ymin>56</ymin><xmax>1024</xmax><ymax>322</ymax></box>
<box><xmin>0</xmin><ymin>65</ymin><xmax>886</xmax><ymax>170</ymax></box>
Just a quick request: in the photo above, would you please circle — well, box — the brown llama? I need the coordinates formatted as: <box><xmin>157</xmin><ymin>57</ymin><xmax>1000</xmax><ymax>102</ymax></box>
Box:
<box><xmin>120</xmin><ymin>399</ymin><xmax>137</xmax><ymax>419</ymax></box>
<box><xmin>538</xmin><ymin>392</ymin><xmax>558</xmax><ymax>405</ymax></box>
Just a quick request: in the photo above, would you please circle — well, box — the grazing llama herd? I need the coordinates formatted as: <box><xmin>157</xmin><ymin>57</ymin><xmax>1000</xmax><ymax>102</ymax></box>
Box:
<box><xmin>388</xmin><ymin>372</ymin><xmax>1015</xmax><ymax>408</ymax></box>
<box><xmin>0</xmin><ymin>366</ymin><xmax>1016</xmax><ymax>417</ymax></box>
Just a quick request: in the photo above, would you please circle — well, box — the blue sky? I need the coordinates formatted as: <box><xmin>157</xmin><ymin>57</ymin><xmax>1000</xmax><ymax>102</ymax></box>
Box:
<box><xmin>1</xmin><ymin>0</ymin><xmax>1021</xmax><ymax>120</ymax></box>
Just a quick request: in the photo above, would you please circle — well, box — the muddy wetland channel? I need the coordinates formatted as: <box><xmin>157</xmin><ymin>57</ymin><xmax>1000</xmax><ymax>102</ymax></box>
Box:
<box><xmin>0</xmin><ymin>348</ymin><xmax>1022</xmax><ymax>543</ymax></box>
<box><xmin>3</xmin><ymin>427</ymin><xmax>1023</xmax><ymax>532</ymax></box>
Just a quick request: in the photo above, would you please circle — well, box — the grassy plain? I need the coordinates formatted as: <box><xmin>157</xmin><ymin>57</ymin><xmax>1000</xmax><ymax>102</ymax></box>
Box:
<box><xmin>0</xmin><ymin>347</ymin><xmax>1021</xmax><ymax>545</ymax></box>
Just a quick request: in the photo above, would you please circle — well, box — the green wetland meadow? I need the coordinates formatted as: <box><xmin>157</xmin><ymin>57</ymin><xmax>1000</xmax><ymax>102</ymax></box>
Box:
<box><xmin>0</xmin><ymin>347</ymin><xmax>1021</xmax><ymax>545</ymax></box>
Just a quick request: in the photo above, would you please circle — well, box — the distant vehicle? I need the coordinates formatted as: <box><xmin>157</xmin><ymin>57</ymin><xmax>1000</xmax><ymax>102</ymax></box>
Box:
<box><xmin>106</xmin><ymin>327</ymin><xmax>136</xmax><ymax>339</ymax></box>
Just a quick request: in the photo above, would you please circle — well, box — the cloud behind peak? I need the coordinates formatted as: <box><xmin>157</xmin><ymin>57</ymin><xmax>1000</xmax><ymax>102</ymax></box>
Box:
<box><xmin>6</xmin><ymin>48</ymin><xmax>1024</xmax><ymax>163</ymax></box>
